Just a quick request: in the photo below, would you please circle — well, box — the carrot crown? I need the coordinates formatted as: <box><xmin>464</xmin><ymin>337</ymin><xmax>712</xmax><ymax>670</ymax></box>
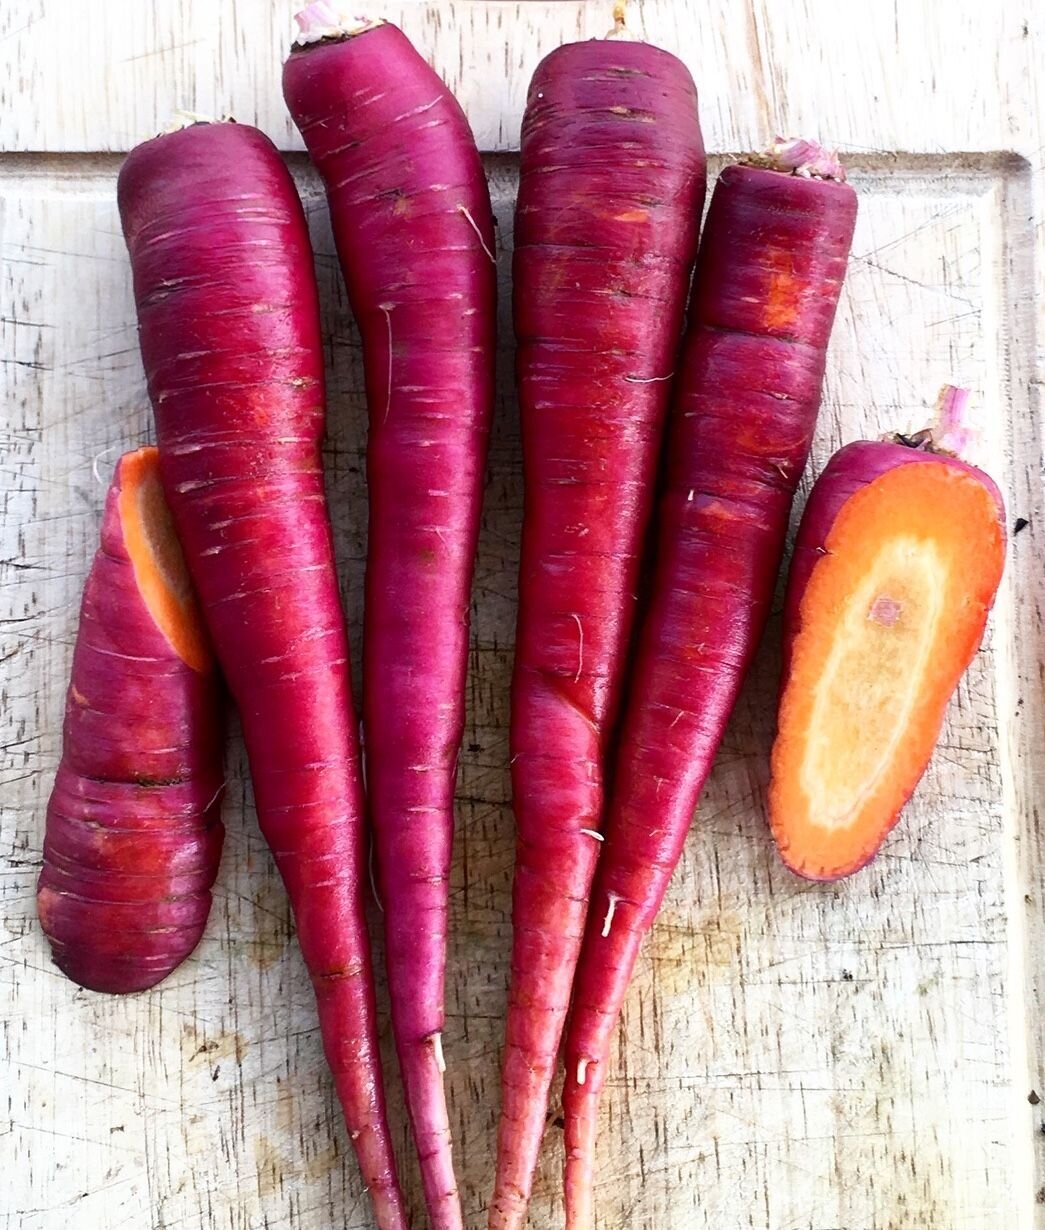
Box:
<box><xmin>745</xmin><ymin>136</ymin><xmax>847</xmax><ymax>182</ymax></box>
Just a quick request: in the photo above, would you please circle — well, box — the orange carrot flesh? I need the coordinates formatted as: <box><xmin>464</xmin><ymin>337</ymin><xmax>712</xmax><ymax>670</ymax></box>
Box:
<box><xmin>770</xmin><ymin>457</ymin><xmax>1005</xmax><ymax>880</ymax></box>
<box><xmin>117</xmin><ymin>448</ymin><xmax>211</xmax><ymax>672</ymax></box>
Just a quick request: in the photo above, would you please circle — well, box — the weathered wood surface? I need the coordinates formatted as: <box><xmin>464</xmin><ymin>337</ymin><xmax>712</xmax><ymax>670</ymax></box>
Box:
<box><xmin>1</xmin><ymin>3</ymin><xmax>1043</xmax><ymax>1229</ymax></box>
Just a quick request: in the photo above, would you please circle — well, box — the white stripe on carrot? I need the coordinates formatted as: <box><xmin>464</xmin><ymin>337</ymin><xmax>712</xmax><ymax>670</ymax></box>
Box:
<box><xmin>571</xmin><ymin>613</ymin><xmax>584</xmax><ymax>683</ymax></box>
<box><xmin>601</xmin><ymin>893</ymin><xmax>620</xmax><ymax>938</ymax></box>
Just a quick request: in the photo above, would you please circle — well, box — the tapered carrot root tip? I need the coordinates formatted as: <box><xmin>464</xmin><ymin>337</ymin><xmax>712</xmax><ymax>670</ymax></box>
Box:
<box><xmin>770</xmin><ymin>457</ymin><xmax>1005</xmax><ymax>880</ymax></box>
<box><xmin>563</xmin><ymin>1072</ymin><xmax>599</xmax><ymax>1230</ymax></box>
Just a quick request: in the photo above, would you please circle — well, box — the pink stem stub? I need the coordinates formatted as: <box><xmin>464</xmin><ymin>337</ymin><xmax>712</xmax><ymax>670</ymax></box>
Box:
<box><xmin>885</xmin><ymin>384</ymin><xmax>976</xmax><ymax>459</ymax></box>
<box><xmin>933</xmin><ymin>384</ymin><xmax>974</xmax><ymax>456</ymax></box>
<box><xmin>745</xmin><ymin>136</ymin><xmax>848</xmax><ymax>182</ymax></box>
<box><xmin>296</xmin><ymin>1</ymin><xmax>340</xmax><ymax>32</ymax></box>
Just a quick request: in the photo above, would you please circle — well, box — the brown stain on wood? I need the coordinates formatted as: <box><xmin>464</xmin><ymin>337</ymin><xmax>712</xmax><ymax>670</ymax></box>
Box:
<box><xmin>254</xmin><ymin>1135</ymin><xmax>283</xmax><ymax>1199</ymax></box>
<box><xmin>254</xmin><ymin>1131</ymin><xmax>340</xmax><ymax>1198</ymax></box>
<box><xmin>245</xmin><ymin>877</ymin><xmax>293</xmax><ymax>969</ymax></box>
<box><xmin>182</xmin><ymin>1024</ymin><xmax>248</xmax><ymax>1065</ymax></box>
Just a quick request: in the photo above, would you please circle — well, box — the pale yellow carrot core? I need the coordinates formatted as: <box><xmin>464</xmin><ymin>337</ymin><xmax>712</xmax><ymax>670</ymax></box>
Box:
<box><xmin>801</xmin><ymin>534</ymin><xmax>946</xmax><ymax>827</ymax></box>
<box><xmin>117</xmin><ymin>447</ymin><xmax>210</xmax><ymax>673</ymax></box>
<box><xmin>770</xmin><ymin>461</ymin><xmax>1004</xmax><ymax>879</ymax></box>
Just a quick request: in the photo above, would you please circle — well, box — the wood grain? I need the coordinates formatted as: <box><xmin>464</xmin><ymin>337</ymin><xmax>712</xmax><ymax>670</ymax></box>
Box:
<box><xmin>1</xmin><ymin>2</ymin><xmax>1043</xmax><ymax>1229</ymax></box>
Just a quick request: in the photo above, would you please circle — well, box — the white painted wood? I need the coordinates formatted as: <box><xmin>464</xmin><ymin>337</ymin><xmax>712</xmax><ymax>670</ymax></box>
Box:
<box><xmin>1</xmin><ymin>3</ymin><xmax>1043</xmax><ymax>1229</ymax></box>
<box><xmin>2</xmin><ymin>2</ymin><xmax>1042</xmax><ymax>158</ymax></box>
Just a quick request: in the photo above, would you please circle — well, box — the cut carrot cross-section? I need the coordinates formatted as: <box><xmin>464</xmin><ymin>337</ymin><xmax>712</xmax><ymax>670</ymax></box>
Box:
<box><xmin>770</xmin><ymin>444</ymin><xmax>1005</xmax><ymax>880</ymax></box>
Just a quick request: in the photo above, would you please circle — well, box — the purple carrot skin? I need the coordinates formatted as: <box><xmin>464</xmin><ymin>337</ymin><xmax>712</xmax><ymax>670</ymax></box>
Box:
<box><xmin>117</xmin><ymin>122</ymin><xmax>408</xmax><ymax>1230</ymax></box>
<box><xmin>284</xmin><ymin>11</ymin><xmax>496</xmax><ymax>1228</ymax></box>
<box><xmin>37</xmin><ymin>447</ymin><xmax>223</xmax><ymax>994</ymax></box>
<box><xmin>492</xmin><ymin>21</ymin><xmax>706</xmax><ymax>1229</ymax></box>
<box><xmin>561</xmin><ymin>139</ymin><xmax>858</xmax><ymax>1227</ymax></box>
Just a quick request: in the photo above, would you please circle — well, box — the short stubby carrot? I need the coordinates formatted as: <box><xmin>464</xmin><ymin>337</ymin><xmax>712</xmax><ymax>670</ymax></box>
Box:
<box><xmin>37</xmin><ymin>447</ymin><xmax>224</xmax><ymax>995</ymax></box>
<box><xmin>561</xmin><ymin>140</ymin><xmax>858</xmax><ymax>1228</ymax></box>
<box><xmin>492</xmin><ymin>24</ymin><xmax>706</xmax><ymax>1230</ymax></box>
<box><xmin>770</xmin><ymin>387</ymin><xmax>1006</xmax><ymax>880</ymax></box>
<box><xmin>118</xmin><ymin>121</ymin><xmax>408</xmax><ymax>1230</ymax></box>
<box><xmin>284</xmin><ymin>11</ymin><xmax>496</xmax><ymax>1228</ymax></box>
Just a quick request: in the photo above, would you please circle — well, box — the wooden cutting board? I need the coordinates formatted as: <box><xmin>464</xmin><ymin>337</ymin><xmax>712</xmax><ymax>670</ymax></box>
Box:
<box><xmin>2</xmin><ymin>3</ymin><xmax>1043</xmax><ymax>1227</ymax></box>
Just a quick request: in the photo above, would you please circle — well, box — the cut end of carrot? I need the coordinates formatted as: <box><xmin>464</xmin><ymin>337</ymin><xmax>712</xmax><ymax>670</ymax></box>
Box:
<box><xmin>116</xmin><ymin>448</ymin><xmax>211</xmax><ymax>674</ymax></box>
<box><xmin>161</xmin><ymin>111</ymin><xmax>218</xmax><ymax>134</ymax></box>
<box><xmin>746</xmin><ymin>137</ymin><xmax>847</xmax><ymax>182</ymax></box>
<box><xmin>292</xmin><ymin>4</ymin><xmax>383</xmax><ymax>45</ymax></box>
<box><xmin>603</xmin><ymin>2</ymin><xmax>637</xmax><ymax>41</ymax></box>
<box><xmin>770</xmin><ymin>459</ymin><xmax>1004</xmax><ymax>880</ymax></box>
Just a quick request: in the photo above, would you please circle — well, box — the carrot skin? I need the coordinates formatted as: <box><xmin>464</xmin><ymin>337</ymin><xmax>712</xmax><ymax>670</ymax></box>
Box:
<box><xmin>37</xmin><ymin>450</ymin><xmax>224</xmax><ymax>995</ymax></box>
<box><xmin>561</xmin><ymin>162</ymin><xmax>857</xmax><ymax>1225</ymax></box>
<box><xmin>493</xmin><ymin>39</ymin><xmax>706</xmax><ymax>1230</ymax></box>
<box><xmin>118</xmin><ymin>123</ymin><xmax>408</xmax><ymax>1230</ymax></box>
<box><xmin>284</xmin><ymin>23</ymin><xmax>496</xmax><ymax>1229</ymax></box>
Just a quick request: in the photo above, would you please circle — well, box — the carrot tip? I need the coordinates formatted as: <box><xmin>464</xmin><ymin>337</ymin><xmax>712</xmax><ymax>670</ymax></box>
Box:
<box><xmin>428</xmin><ymin>1031</ymin><xmax>446</xmax><ymax>1074</ymax></box>
<box><xmin>162</xmin><ymin>110</ymin><xmax>218</xmax><ymax>133</ymax></box>
<box><xmin>293</xmin><ymin>4</ymin><xmax>383</xmax><ymax>44</ymax></box>
<box><xmin>933</xmin><ymin>384</ymin><xmax>975</xmax><ymax>456</ymax></box>
<box><xmin>604</xmin><ymin>1</ymin><xmax>638</xmax><ymax>41</ymax></box>
<box><xmin>746</xmin><ymin>136</ymin><xmax>847</xmax><ymax>182</ymax></box>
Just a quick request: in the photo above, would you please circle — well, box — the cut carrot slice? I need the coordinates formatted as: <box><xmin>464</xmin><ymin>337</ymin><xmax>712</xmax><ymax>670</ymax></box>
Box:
<box><xmin>117</xmin><ymin>447</ymin><xmax>211</xmax><ymax>673</ymax></box>
<box><xmin>770</xmin><ymin>459</ymin><xmax>1004</xmax><ymax>880</ymax></box>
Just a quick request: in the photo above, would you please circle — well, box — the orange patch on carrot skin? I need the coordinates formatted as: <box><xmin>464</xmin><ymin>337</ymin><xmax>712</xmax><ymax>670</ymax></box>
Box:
<box><xmin>769</xmin><ymin>461</ymin><xmax>1004</xmax><ymax>881</ymax></box>
<box><xmin>762</xmin><ymin>270</ymin><xmax>799</xmax><ymax>331</ymax></box>
<box><xmin>612</xmin><ymin>208</ymin><xmax>649</xmax><ymax>223</ymax></box>
<box><xmin>117</xmin><ymin>448</ymin><xmax>211</xmax><ymax>674</ymax></box>
<box><xmin>759</xmin><ymin>244</ymin><xmax>801</xmax><ymax>332</ymax></box>
<box><xmin>698</xmin><ymin>498</ymin><xmax>746</xmax><ymax>523</ymax></box>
